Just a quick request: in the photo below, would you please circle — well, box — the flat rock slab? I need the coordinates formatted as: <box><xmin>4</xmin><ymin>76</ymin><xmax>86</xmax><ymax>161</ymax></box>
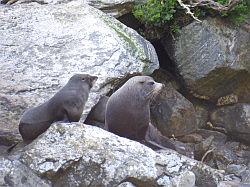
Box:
<box><xmin>0</xmin><ymin>1</ymin><xmax>158</xmax><ymax>138</ymax></box>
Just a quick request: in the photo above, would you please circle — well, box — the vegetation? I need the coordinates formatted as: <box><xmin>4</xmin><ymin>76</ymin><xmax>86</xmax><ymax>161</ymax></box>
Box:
<box><xmin>133</xmin><ymin>0</ymin><xmax>249</xmax><ymax>32</ymax></box>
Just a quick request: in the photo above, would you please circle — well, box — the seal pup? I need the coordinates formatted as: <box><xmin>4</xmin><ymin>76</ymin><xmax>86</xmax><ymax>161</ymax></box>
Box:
<box><xmin>19</xmin><ymin>74</ymin><xmax>97</xmax><ymax>141</ymax></box>
<box><xmin>105</xmin><ymin>76</ymin><xmax>168</xmax><ymax>143</ymax></box>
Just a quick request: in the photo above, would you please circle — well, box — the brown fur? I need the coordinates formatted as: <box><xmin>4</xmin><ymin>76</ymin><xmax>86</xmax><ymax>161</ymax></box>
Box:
<box><xmin>19</xmin><ymin>74</ymin><xmax>97</xmax><ymax>141</ymax></box>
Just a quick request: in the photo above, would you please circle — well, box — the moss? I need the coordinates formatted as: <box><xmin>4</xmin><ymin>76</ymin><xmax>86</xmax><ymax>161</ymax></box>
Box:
<box><xmin>101</xmin><ymin>15</ymin><xmax>157</xmax><ymax>74</ymax></box>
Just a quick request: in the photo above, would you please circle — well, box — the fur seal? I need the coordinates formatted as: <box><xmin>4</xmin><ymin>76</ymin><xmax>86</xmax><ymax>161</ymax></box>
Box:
<box><xmin>19</xmin><ymin>74</ymin><xmax>97</xmax><ymax>141</ymax></box>
<box><xmin>85</xmin><ymin>95</ymin><xmax>109</xmax><ymax>129</ymax></box>
<box><xmin>105</xmin><ymin>76</ymin><xmax>164</xmax><ymax>141</ymax></box>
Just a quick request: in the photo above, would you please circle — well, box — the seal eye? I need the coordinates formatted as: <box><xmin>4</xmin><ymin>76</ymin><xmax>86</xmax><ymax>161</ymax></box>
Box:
<box><xmin>139</xmin><ymin>81</ymin><xmax>145</xmax><ymax>84</ymax></box>
<box><xmin>147</xmin><ymin>81</ymin><xmax>155</xmax><ymax>85</ymax></box>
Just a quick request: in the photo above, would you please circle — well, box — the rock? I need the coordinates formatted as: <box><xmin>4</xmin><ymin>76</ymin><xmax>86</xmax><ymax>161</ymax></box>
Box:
<box><xmin>194</xmin><ymin>105</ymin><xmax>208</xmax><ymax>129</ymax></box>
<box><xmin>179</xmin><ymin>133</ymin><xmax>202</xmax><ymax>144</ymax></box>
<box><xmin>150</xmin><ymin>83</ymin><xmax>197</xmax><ymax>137</ymax></box>
<box><xmin>211</xmin><ymin>103</ymin><xmax>250</xmax><ymax>143</ymax></box>
<box><xmin>117</xmin><ymin>182</ymin><xmax>136</xmax><ymax>187</ymax></box>
<box><xmin>171</xmin><ymin>171</ymin><xmax>196</xmax><ymax>187</ymax></box>
<box><xmin>226</xmin><ymin>164</ymin><xmax>247</xmax><ymax>176</ymax></box>
<box><xmin>162</xmin><ymin>18</ymin><xmax>250</xmax><ymax>103</ymax></box>
<box><xmin>0</xmin><ymin>157</ymin><xmax>50</xmax><ymax>186</ymax></box>
<box><xmin>0</xmin><ymin>2</ymin><xmax>158</xmax><ymax>137</ymax></box>
<box><xmin>85</xmin><ymin>0</ymin><xmax>146</xmax><ymax>17</ymax></box>
<box><xmin>194</xmin><ymin>136</ymin><xmax>214</xmax><ymax>161</ymax></box>
<box><xmin>17</xmin><ymin>122</ymin><xmax>224</xmax><ymax>186</ymax></box>
<box><xmin>196</xmin><ymin>129</ymin><xmax>227</xmax><ymax>147</ymax></box>
<box><xmin>218</xmin><ymin>181</ymin><xmax>250</xmax><ymax>187</ymax></box>
<box><xmin>2</xmin><ymin>0</ymin><xmax>145</xmax><ymax>18</ymax></box>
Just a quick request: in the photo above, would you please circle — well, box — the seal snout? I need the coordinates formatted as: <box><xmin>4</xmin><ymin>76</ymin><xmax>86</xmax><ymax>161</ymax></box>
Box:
<box><xmin>154</xmin><ymin>82</ymin><xmax>164</xmax><ymax>93</ymax></box>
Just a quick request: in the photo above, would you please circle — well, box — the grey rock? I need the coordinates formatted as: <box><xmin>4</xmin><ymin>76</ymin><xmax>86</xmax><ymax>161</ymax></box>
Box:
<box><xmin>117</xmin><ymin>182</ymin><xmax>137</xmax><ymax>187</ymax></box>
<box><xmin>150</xmin><ymin>83</ymin><xmax>197</xmax><ymax>137</ymax></box>
<box><xmin>171</xmin><ymin>171</ymin><xmax>195</xmax><ymax>187</ymax></box>
<box><xmin>194</xmin><ymin>105</ymin><xmax>208</xmax><ymax>129</ymax></box>
<box><xmin>218</xmin><ymin>181</ymin><xmax>250</xmax><ymax>187</ymax></box>
<box><xmin>162</xmin><ymin>18</ymin><xmax>250</xmax><ymax>103</ymax></box>
<box><xmin>85</xmin><ymin>0</ymin><xmax>146</xmax><ymax>17</ymax></box>
<box><xmin>211</xmin><ymin>103</ymin><xmax>250</xmax><ymax>143</ymax></box>
<box><xmin>19</xmin><ymin>122</ymin><xmax>224</xmax><ymax>186</ymax></box>
<box><xmin>0</xmin><ymin>157</ymin><xmax>50</xmax><ymax>186</ymax></box>
<box><xmin>0</xmin><ymin>2</ymin><xmax>158</xmax><ymax>137</ymax></box>
<box><xmin>6</xmin><ymin>0</ymin><xmax>145</xmax><ymax>18</ymax></box>
<box><xmin>196</xmin><ymin>129</ymin><xmax>227</xmax><ymax>146</ymax></box>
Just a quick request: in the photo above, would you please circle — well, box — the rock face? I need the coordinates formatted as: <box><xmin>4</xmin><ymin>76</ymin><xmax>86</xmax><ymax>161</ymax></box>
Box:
<box><xmin>211</xmin><ymin>103</ymin><xmax>250</xmax><ymax>143</ymax></box>
<box><xmin>150</xmin><ymin>83</ymin><xmax>197</xmax><ymax>137</ymax></box>
<box><xmin>0</xmin><ymin>157</ymin><xmax>50</xmax><ymax>186</ymax></box>
<box><xmin>0</xmin><ymin>122</ymin><xmax>224</xmax><ymax>186</ymax></box>
<box><xmin>85</xmin><ymin>0</ymin><xmax>146</xmax><ymax>17</ymax></box>
<box><xmin>4</xmin><ymin>0</ymin><xmax>144</xmax><ymax>17</ymax></box>
<box><xmin>0</xmin><ymin>1</ymin><xmax>158</xmax><ymax>141</ymax></box>
<box><xmin>162</xmin><ymin>18</ymin><xmax>250</xmax><ymax>103</ymax></box>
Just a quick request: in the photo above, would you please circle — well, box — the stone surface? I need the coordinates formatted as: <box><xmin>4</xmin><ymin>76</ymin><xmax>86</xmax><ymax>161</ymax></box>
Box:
<box><xmin>0</xmin><ymin>1</ymin><xmax>158</xmax><ymax>138</ymax></box>
<box><xmin>211</xmin><ymin>103</ymin><xmax>250</xmax><ymax>143</ymax></box>
<box><xmin>196</xmin><ymin>129</ymin><xmax>227</xmax><ymax>147</ymax></box>
<box><xmin>162</xmin><ymin>18</ymin><xmax>250</xmax><ymax>103</ymax></box>
<box><xmin>0</xmin><ymin>157</ymin><xmax>50</xmax><ymax>186</ymax></box>
<box><xmin>1</xmin><ymin>0</ymin><xmax>145</xmax><ymax>18</ymax></box>
<box><xmin>16</xmin><ymin>122</ymin><xmax>224</xmax><ymax>186</ymax></box>
<box><xmin>150</xmin><ymin>83</ymin><xmax>197</xmax><ymax>137</ymax></box>
<box><xmin>194</xmin><ymin>105</ymin><xmax>208</xmax><ymax>129</ymax></box>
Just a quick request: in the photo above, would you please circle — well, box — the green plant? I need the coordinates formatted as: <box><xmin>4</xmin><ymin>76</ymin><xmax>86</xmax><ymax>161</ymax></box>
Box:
<box><xmin>133</xmin><ymin>0</ymin><xmax>177</xmax><ymax>27</ymax></box>
<box><xmin>133</xmin><ymin>0</ymin><xmax>249</xmax><ymax>29</ymax></box>
<box><xmin>221</xmin><ymin>0</ymin><xmax>250</xmax><ymax>24</ymax></box>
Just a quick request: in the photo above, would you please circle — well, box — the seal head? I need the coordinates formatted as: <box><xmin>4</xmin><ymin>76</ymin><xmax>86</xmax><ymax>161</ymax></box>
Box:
<box><xmin>105</xmin><ymin>76</ymin><xmax>163</xmax><ymax>141</ymax></box>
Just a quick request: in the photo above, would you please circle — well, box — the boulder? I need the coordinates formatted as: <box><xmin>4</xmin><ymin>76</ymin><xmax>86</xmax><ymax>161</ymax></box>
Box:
<box><xmin>0</xmin><ymin>157</ymin><xmax>50</xmax><ymax>186</ymax></box>
<box><xmin>161</xmin><ymin>18</ymin><xmax>250</xmax><ymax>103</ymax></box>
<box><xmin>3</xmin><ymin>122</ymin><xmax>224</xmax><ymax>186</ymax></box>
<box><xmin>150</xmin><ymin>83</ymin><xmax>197</xmax><ymax>137</ymax></box>
<box><xmin>1</xmin><ymin>0</ymin><xmax>145</xmax><ymax>18</ymax></box>
<box><xmin>0</xmin><ymin>1</ymin><xmax>158</xmax><ymax>141</ymax></box>
<box><xmin>211</xmin><ymin>103</ymin><xmax>250</xmax><ymax>143</ymax></box>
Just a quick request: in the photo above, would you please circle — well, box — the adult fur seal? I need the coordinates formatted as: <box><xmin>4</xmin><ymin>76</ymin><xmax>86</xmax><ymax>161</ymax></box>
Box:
<box><xmin>105</xmin><ymin>76</ymin><xmax>164</xmax><ymax>141</ymax></box>
<box><xmin>19</xmin><ymin>74</ymin><xmax>97</xmax><ymax>141</ymax></box>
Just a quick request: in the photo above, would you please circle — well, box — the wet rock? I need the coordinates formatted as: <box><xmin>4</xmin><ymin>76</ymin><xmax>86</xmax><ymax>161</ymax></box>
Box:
<box><xmin>162</xmin><ymin>18</ymin><xmax>250</xmax><ymax>103</ymax></box>
<box><xmin>18</xmin><ymin>122</ymin><xmax>224</xmax><ymax>186</ymax></box>
<box><xmin>150</xmin><ymin>83</ymin><xmax>197</xmax><ymax>137</ymax></box>
<box><xmin>0</xmin><ymin>157</ymin><xmax>50</xmax><ymax>186</ymax></box>
<box><xmin>211</xmin><ymin>103</ymin><xmax>250</xmax><ymax>143</ymax></box>
<box><xmin>0</xmin><ymin>2</ymin><xmax>158</xmax><ymax>137</ymax></box>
